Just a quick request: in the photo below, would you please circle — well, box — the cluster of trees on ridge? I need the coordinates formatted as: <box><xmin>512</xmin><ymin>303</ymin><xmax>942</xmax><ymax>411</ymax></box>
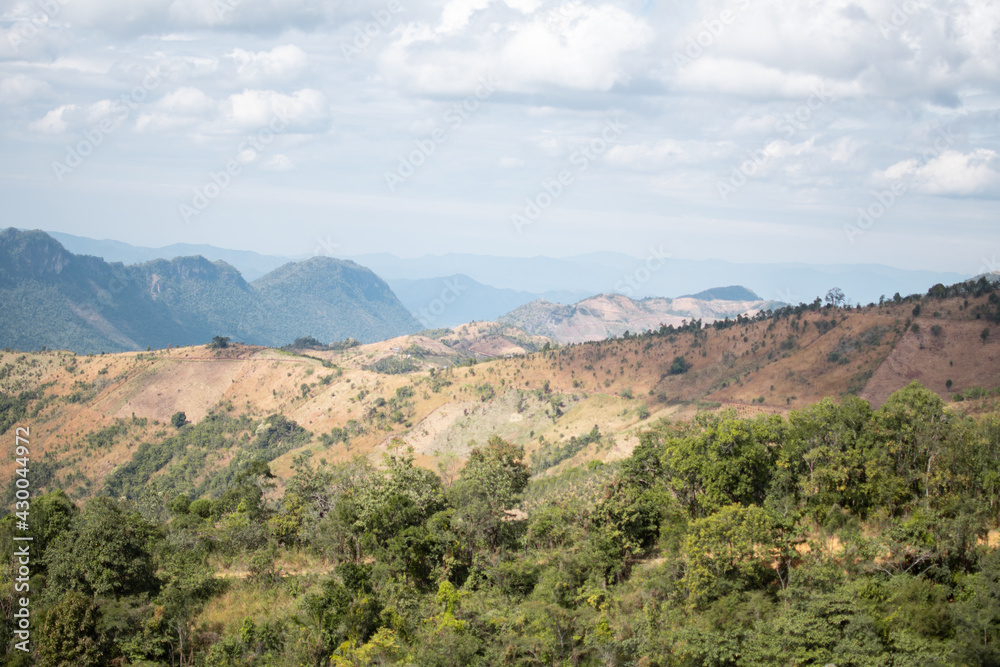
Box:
<box><xmin>2</xmin><ymin>381</ymin><xmax>999</xmax><ymax>665</ymax></box>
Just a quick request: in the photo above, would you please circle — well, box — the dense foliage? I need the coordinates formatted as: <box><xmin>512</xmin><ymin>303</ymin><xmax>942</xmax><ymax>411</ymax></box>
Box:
<box><xmin>2</xmin><ymin>382</ymin><xmax>1000</xmax><ymax>666</ymax></box>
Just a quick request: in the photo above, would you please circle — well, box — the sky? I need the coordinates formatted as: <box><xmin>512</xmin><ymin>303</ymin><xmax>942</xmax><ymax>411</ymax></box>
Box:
<box><xmin>0</xmin><ymin>0</ymin><xmax>998</xmax><ymax>275</ymax></box>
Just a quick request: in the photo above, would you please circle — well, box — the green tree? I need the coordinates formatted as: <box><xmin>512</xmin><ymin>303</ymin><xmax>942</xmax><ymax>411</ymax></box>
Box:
<box><xmin>207</xmin><ymin>335</ymin><xmax>230</xmax><ymax>349</ymax></box>
<box><xmin>661</xmin><ymin>413</ymin><xmax>785</xmax><ymax>516</ymax></box>
<box><xmin>37</xmin><ymin>592</ymin><xmax>109</xmax><ymax>667</ymax></box>
<box><xmin>953</xmin><ymin>548</ymin><xmax>1000</xmax><ymax>665</ymax></box>
<box><xmin>786</xmin><ymin>396</ymin><xmax>874</xmax><ymax>518</ymax></box>
<box><xmin>681</xmin><ymin>504</ymin><xmax>777</xmax><ymax>608</ymax></box>
<box><xmin>669</xmin><ymin>355</ymin><xmax>691</xmax><ymax>375</ymax></box>
<box><xmin>46</xmin><ymin>497</ymin><xmax>159</xmax><ymax>599</ymax></box>
<box><xmin>449</xmin><ymin>435</ymin><xmax>530</xmax><ymax>555</ymax></box>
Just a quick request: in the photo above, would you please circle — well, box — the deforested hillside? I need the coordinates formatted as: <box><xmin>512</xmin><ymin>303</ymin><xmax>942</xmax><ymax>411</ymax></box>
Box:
<box><xmin>2</xmin><ymin>275</ymin><xmax>999</xmax><ymax>508</ymax></box>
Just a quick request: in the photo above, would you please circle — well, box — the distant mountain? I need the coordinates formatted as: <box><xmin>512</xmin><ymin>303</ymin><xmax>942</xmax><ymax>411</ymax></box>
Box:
<box><xmin>385</xmin><ymin>274</ymin><xmax>588</xmax><ymax>328</ymax></box>
<box><xmin>251</xmin><ymin>257</ymin><xmax>419</xmax><ymax>345</ymax></box>
<box><xmin>45</xmin><ymin>231</ymin><xmax>290</xmax><ymax>281</ymax></box>
<box><xmin>0</xmin><ymin>229</ymin><xmax>419</xmax><ymax>353</ymax></box>
<box><xmin>0</xmin><ymin>229</ymin><xmax>185</xmax><ymax>352</ymax></box>
<box><xmin>42</xmin><ymin>233</ymin><xmax>970</xmax><ymax>306</ymax></box>
<box><xmin>499</xmin><ymin>292</ymin><xmax>784</xmax><ymax>344</ymax></box>
<box><xmin>682</xmin><ymin>285</ymin><xmax>760</xmax><ymax>301</ymax></box>
<box><xmin>349</xmin><ymin>252</ymin><xmax>967</xmax><ymax>305</ymax></box>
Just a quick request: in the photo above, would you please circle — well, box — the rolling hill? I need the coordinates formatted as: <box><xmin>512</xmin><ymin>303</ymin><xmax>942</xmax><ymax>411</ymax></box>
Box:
<box><xmin>2</xmin><ymin>274</ymin><xmax>998</xmax><ymax>507</ymax></box>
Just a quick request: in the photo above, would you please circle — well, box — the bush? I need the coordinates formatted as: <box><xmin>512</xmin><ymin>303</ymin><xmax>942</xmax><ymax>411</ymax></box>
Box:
<box><xmin>367</xmin><ymin>356</ymin><xmax>419</xmax><ymax>375</ymax></box>
<box><xmin>171</xmin><ymin>411</ymin><xmax>187</xmax><ymax>428</ymax></box>
<box><xmin>669</xmin><ymin>356</ymin><xmax>691</xmax><ymax>375</ymax></box>
<box><xmin>207</xmin><ymin>336</ymin><xmax>230</xmax><ymax>349</ymax></box>
<box><xmin>189</xmin><ymin>498</ymin><xmax>213</xmax><ymax>518</ymax></box>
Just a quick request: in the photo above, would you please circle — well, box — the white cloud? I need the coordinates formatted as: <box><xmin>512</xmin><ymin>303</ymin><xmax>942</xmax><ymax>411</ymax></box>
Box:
<box><xmin>380</xmin><ymin>3</ymin><xmax>652</xmax><ymax>94</ymax></box>
<box><xmin>0</xmin><ymin>74</ymin><xmax>51</xmax><ymax>104</ymax></box>
<box><xmin>673</xmin><ymin>57</ymin><xmax>851</xmax><ymax>100</ymax></box>
<box><xmin>496</xmin><ymin>4</ymin><xmax>652</xmax><ymax>91</ymax></box>
<box><xmin>221</xmin><ymin>88</ymin><xmax>329</xmax><ymax>132</ymax></box>
<box><xmin>135</xmin><ymin>87</ymin><xmax>215</xmax><ymax>133</ymax></box>
<box><xmin>52</xmin><ymin>0</ymin><xmax>333</xmax><ymax>35</ymax></box>
<box><xmin>29</xmin><ymin>97</ymin><xmax>145</xmax><ymax>134</ymax></box>
<box><xmin>605</xmin><ymin>139</ymin><xmax>736</xmax><ymax>171</ymax></box>
<box><xmin>28</xmin><ymin>104</ymin><xmax>76</xmax><ymax>134</ymax></box>
<box><xmin>878</xmin><ymin>148</ymin><xmax>1000</xmax><ymax>196</ymax></box>
<box><xmin>158</xmin><ymin>87</ymin><xmax>215</xmax><ymax>115</ymax></box>
<box><xmin>438</xmin><ymin>0</ymin><xmax>492</xmax><ymax>35</ymax></box>
<box><xmin>504</xmin><ymin>0</ymin><xmax>541</xmax><ymax>13</ymax></box>
<box><xmin>226</xmin><ymin>44</ymin><xmax>308</xmax><ymax>83</ymax></box>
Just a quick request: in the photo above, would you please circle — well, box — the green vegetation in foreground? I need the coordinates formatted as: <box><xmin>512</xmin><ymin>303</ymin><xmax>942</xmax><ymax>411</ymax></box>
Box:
<box><xmin>2</xmin><ymin>382</ymin><xmax>1000</xmax><ymax>666</ymax></box>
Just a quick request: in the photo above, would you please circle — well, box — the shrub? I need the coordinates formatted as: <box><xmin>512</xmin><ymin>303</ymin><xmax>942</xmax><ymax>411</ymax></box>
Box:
<box><xmin>669</xmin><ymin>356</ymin><xmax>691</xmax><ymax>375</ymax></box>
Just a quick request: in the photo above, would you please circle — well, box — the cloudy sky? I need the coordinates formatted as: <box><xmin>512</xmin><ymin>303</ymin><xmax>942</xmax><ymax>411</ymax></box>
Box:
<box><xmin>1</xmin><ymin>0</ymin><xmax>997</xmax><ymax>274</ymax></box>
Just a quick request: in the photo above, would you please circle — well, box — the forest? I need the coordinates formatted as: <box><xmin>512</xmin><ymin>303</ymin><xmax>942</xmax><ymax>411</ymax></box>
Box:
<box><xmin>2</xmin><ymin>380</ymin><xmax>999</xmax><ymax>666</ymax></box>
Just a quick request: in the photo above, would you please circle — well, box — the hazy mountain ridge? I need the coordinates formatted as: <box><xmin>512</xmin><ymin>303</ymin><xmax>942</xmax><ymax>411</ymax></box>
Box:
<box><xmin>42</xmin><ymin>232</ymin><xmax>969</xmax><ymax>306</ymax></box>
<box><xmin>386</xmin><ymin>274</ymin><xmax>589</xmax><ymax>328</ymax></box>
<box><xmin>499</xmin><ymin>292</ymin><xmax>785</xmax><ymax>344</ymax></box>
<box><xmin>350</xmin><ymin>251</ymin><xmax>968</xmax><ymax>305</ymax></box>
<box><xmin>47</xmin><ymin>230</ymin><xmax>289</xmax><ymax>281</ymax></box>
<box><xmin>0</xmin><ymin>229</ymin><xmax>419</xmax><ymax>353</ymax></box>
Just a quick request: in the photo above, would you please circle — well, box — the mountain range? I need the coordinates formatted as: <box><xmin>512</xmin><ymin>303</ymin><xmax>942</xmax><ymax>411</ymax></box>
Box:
<box><xmin>347</xmin><ymin>252</ymin><xmax>971</xmax><ymax>306</ymax></box>
<box><xmin>0</xmin><ymin>228</ymin><xmax>418</xmax><ymax>353</ymax></box>
<box><xmin>48</xmin><ymin>232</ymin><xmax>969</xmax><ymax>312</ymax></box>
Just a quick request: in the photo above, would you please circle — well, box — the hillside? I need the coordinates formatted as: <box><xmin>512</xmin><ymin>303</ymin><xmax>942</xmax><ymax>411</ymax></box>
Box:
<box><xmin>0</xmin><ymin>229</ymin><xmax>419</xmax><ymax>353</ymax></box>
<box><xmin>2</xmin><ymin>275</ymin><xmax>1000</xmax><ymax>667</ymax></box>
<box><xmin>498</xmin><ymin>292</ymin><xmax>785</xmax><ymax>344</ymax></box>
<box><xmin>2</xmin><ymin>275</ymin><xmax>999</xmax><ymax>507</ymax></box>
